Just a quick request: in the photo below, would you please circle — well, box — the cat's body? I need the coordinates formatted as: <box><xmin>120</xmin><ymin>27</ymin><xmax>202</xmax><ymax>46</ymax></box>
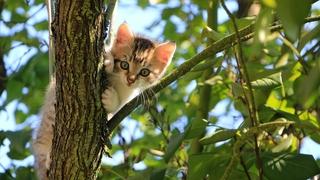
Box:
<box><xmin>32</xmin><ymin>23</ymin><xmax>176</xmax><ymax>180</ymax></box>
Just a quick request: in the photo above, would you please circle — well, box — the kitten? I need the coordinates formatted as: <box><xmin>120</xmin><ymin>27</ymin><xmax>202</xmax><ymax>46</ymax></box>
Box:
<box><xmin>102</xmin><ymin>23</ymin><xmax>176</xmax><ymax>115</ymax></box>
<box><xmin>32</xmin><ymin>22</ymin><xmax>175</xmax><ymax>180</ymax></box>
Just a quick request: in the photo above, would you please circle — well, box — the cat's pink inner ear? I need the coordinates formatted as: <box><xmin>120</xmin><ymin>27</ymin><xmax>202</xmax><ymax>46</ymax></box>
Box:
<box><xmin>116</xmin><ymin>23</ymin><xmax>134</xmax><ymax>45</ymax></box>
<box><xmin>154</xmin><ymin>42</ymin><xmax>176</xmax><ymax>64</ymax></box>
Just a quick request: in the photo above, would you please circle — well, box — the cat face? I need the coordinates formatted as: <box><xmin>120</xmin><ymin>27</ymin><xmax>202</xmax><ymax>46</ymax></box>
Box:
<box><xmin>111</xmin><ymin>23</ymin><xmax>176</xmax><ymax>89</ymax></box>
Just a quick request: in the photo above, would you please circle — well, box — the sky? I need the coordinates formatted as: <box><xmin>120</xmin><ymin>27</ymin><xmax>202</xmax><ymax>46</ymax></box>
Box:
<box><xmin>1</xmin><ymin>0</ymin><xmax>320</xmax><ymax>173</ymax></box>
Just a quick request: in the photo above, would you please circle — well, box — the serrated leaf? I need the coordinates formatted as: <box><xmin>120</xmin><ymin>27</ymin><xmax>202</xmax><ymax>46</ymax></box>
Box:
<box><xmin>251</xmin><ymin>72</ymin><xmax>283</xmax><ymax>89</ymax></box>
<box><xmin>200</xmin><ymin>129</ymin><xmax>236</xmax><ymax>145</ymax></box>
<box><xmin>263</xmin><ymin>153</ymin><xmax>320</xmax><ymax>180</ymax></box>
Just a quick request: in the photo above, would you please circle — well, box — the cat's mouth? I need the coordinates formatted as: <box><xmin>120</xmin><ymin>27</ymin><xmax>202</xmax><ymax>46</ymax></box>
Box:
<box><xmin>126</xmin><ymin>82</ymin><xmax>135</xmax><ymax>87</ymax></box>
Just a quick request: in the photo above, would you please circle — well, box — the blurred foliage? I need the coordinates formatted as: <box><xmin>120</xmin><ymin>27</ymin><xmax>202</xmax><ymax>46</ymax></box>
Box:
<box><xmin>1</xmin><ymin>0</ymin><xmax>320</xmax><ymax>179</ymax></box>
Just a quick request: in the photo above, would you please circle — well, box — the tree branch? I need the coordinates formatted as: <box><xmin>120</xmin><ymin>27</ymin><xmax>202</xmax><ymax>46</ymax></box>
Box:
<box><xmin>106</xmin><ymin>15</ymin><xmax>320</xmax><ymax>134</ymax></box>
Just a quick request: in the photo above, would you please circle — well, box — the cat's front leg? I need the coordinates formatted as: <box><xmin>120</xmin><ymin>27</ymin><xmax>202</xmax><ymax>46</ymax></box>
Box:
<box><xmin>101</xmin><ymin>86</ymin><xmax>120</xmax><ymax>113</ymax></box>
<box><xmin>103</xmin><ymin>50</ymin><xmax>114</xmax><ymax>73</ymax></box>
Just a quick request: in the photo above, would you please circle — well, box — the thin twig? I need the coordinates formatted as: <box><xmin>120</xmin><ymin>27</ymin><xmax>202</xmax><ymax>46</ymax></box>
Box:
<box><xmin>220</xmin><ymin>0</ymin><xmax>263</xmax><ymax>179</ymax></box>
<box><xmin>106</xmin><ymin>15</ymin><xmax>320</xmax><ymax>134</ymax></box>
<box><xmin>221</xmin><ymin>121</ymin><xmax>294</xmax><ymax>180</ymax></box>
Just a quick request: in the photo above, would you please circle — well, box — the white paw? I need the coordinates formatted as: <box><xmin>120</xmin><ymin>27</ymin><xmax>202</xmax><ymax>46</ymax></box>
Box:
<box><xmin>101</xmin><ymin>87</ymin><xmax>120</xmax><ymax>113</ymax></box>
<box><xmin>104</xmin><ymin>52</ymin><xmax>114</xmax><ymax>73</ymax></box>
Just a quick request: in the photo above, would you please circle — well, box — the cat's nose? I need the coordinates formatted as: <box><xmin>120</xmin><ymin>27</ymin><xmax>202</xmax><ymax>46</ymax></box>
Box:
<box><xmin>127</xmin><ymin>75</ymin><xmax>136</xmax><ymax>85</ymax></box>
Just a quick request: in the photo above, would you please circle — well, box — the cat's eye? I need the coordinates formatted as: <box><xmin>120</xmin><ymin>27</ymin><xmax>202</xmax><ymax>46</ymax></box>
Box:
<box><xmin>139</xmin><ymin>68</ymin><xmax>150</xmax><ymax>77</ymax></box>
<box><xmin>120</xmin><ymin>61</ymin><xmax>129</xmax><ymax>70</ymax></box>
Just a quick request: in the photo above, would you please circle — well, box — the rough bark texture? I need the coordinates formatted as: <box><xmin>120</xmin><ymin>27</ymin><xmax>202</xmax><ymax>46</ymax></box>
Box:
<box><xmin>49</xmin><ymin>0</ymin><xmax>106</xmax><ymax>179</ymax></box>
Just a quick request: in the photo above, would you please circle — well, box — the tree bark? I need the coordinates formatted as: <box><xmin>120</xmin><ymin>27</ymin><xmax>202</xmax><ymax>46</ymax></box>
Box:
<box><xmin>49</xmin><ymin>0</ymin><xmax>106</xmax><ymax>179</ymax></box>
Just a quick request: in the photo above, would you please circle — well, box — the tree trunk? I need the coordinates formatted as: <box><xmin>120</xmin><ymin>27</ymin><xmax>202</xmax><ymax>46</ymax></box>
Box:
<box><xmin>49</xmin><ymin>0</ymin><xmax>106</xmax><ymax>179</ymax></box>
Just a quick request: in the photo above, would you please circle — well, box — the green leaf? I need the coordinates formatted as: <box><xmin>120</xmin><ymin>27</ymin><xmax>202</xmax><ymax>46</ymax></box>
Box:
<box><xmin>298</xmin><ymin>24</ymin><xmax>320</xmax><ymax>50</ymax></box>
<box><xmin>254</xmin><ymin>7</ymin><xmax>273</xmax><ymax>43</ymax></box>
<box><xmin>258</xmin><ymin>105</ymin><xmax>277</xmax><ymax>123</ymax></box>
<box><xmin>201</xmin><ymin>27</ymin><xmax>225</xmax><ymax>42</ymax></box>
<box><xmin>15</xmin><ymin>109</ymin><xmax>29</xmax><ymax>124</ymax></box>
<box><xmin>224</xmin><ymin>17</ymin><xmax>255</xmax><ymax>34</ymax></box>
<box><xmin>34</xmin><ymin>20</ymin><xmax>49</xmax><ymax>31</ymax></box>
<box><xmin>5</xmin><ymin>129</ymin><xmax>31</xmax><ymax>160</ymax></box>
<box><xmin>276</xmin><ymin>0</ymin><xmax>311</xmax><ymax>41</ymax></box>
<box><xmin>191</xmin><ymin>56</ymin><xmax>223</xmax><ymax>72</ymax></box>
<box><xmin>296</xmin><ymin>60</ymin><xmax>320</xmax><ymax>108</ymax></box>
<box><xmin>164</xmin><ymin>129</ymin><xmax>186</xmax><ymax>162</ymax></box>
<box><xmin>199</xmin><ymin>129</ymin><xmax>236</xmax><ymax>145</ymax></box>
<box><xmin>6</xmin><ymin>79</ymin><xmax>24</xmax><ymax>102</ymax></box>
<box><xmin>163</xmin><ymin>21</ymin><xmax>177</xmax><ymax>39</ymax></box>
<box><xmin>263</xmin><ymin>153</ymin><xmax>320</xmax><ymax>180</ymax></box>
<box><xmin>181</xmin><ymin>71</ymin><xmax>202</xmax><ymax>83</ymax></box>
<box><xmin>150</xmin><ymin>168</ymin><xmax>166</xmax><ymax>180</ymax></box>
<box><xmin>188</xmin><ymin>153</ymin><xmax>215</xmax><ymax>180</ymax></box>
<box><xmin>0</xmin><ymin>131</ymin><xmax>6</xmax><ymax>146</ymax></box>
<box><xmin>15</xmin><ymin>167</ymin><xmax>36</xmax><ymax>180</ymax></box>
<box><xmin>204</xmin><ymin>75</ymin><xmax>223</xmax><ymax>86</ymax></box>
<box><xmin>12</xmin><ymin>30</ymin><xmax>39</xmax><ymax>47</ymax></box>
<box><xmin>251</xmin><ymin>72</ymin><xmax>283</xmax><ymax>89</ymax></box>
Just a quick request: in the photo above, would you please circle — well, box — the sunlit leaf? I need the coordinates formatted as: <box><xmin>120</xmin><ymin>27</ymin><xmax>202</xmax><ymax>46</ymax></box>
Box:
<box><xmin>263</xmin><ymin>153</ymin><xmax>320</xmax><ymax>180</ymax></box>
<box><xmin>200</xmin><ymin>129</ymin><xmax>236</xmax><ymax>145</ymax></box>
<box><xmin>251</xmin><ymin>72</ymin><xmax>283</xmax><ymax>89</ymax></box>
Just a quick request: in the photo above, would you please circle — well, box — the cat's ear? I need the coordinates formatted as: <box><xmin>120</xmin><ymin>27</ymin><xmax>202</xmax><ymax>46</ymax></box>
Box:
<box><xmin>115</xmin><ymin>22</ymin><xmax>134</xmax><ymax>46</ymax></box>
<box><xmin>154</xmin><ymin>42</ymin><xmax>176</xmax><ymax>65</ymax></box>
